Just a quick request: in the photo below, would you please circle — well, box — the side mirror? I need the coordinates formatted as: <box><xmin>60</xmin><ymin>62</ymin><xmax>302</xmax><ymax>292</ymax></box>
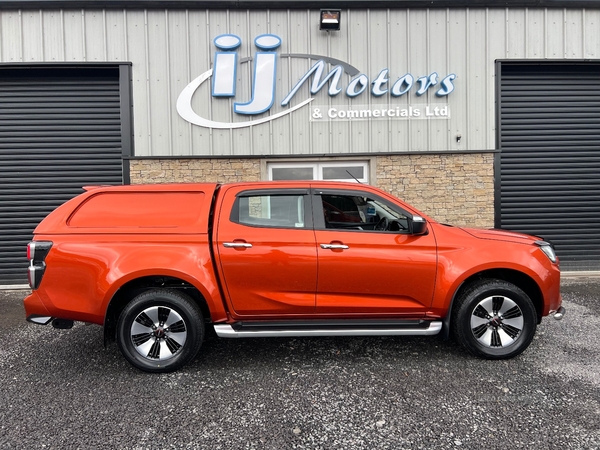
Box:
<box><xmin>410</xmin><ymin>216</ymin><xmax>428</xmax><ymax>235</ymax></box>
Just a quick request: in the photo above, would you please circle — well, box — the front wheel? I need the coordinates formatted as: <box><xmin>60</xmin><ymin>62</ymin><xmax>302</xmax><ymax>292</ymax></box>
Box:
<box><xmin>452</xmin><ymin>279</ymin><xmax>537</xmax><ymax>359</ymax></box>
<box><xmin>117</xmin><ymin>289</ymin><xmax>204</xmax><ymax>373</ymax></box>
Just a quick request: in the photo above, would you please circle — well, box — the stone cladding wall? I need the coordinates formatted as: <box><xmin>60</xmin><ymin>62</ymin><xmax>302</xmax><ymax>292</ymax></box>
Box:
<box><xmin>376</xmin><ymin>153</ymin><xmax>494</xmax><ymax>227</ymax></box>
<box><xmin>130</xmin><ymin>153</ymin><xmax>495</xmax><ymax>228</ymax></box>
<box><xmin>130</xmin><ymin>159</ymin><xmax>261</xmax><ymax>184</ymax></box>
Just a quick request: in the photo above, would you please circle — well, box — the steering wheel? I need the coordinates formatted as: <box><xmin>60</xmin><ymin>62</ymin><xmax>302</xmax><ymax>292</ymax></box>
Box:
<box><xmin>375</xmin><ymin>217</ymin><xmax>389</xmax><ymax>231</ymax></box>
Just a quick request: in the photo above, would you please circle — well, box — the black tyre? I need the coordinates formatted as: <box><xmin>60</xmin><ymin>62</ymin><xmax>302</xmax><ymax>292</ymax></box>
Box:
<box><xmin>452</xmin><ymin>279</ymin><xmax>537</xmax><ymax>359</ymax></box>
<box><xmin>117</xmin><ymin>289</ymin><xmax>204</xmax><ymax>373</ymax></box>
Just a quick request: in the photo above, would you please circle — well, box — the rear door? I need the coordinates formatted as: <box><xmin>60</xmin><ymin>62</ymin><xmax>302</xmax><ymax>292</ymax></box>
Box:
<box><xmin>313</xmin><ymin>188</ymin><xmax>437</xmax><ymax>316</ymax></box>
<box><xmin>215</xmin><ymin>185</ymin><xmax>318</xmax><ymax>318</ymax></box>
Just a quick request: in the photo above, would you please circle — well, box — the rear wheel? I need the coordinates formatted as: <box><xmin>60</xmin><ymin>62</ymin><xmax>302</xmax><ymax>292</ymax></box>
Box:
<box><xmin>117</xmin><ymin>289</ymin><xmax>204</xmax><ymax>373</ymax></box>
<box><xmin>452</xmin><ymin>279</ymin><xmax>537</xmax><ymax>359</ymax></box>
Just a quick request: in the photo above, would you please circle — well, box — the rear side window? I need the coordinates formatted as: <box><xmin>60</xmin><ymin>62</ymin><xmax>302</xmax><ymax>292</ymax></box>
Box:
<box><xmin>232</xmin><ymin>195</ymin><xmax>306</xmax><ymax>228</ymax></box>
<box><xmin>68</xmin><ymin>192</ymin><xmax>205</xmax><ymax>228</ymax></box>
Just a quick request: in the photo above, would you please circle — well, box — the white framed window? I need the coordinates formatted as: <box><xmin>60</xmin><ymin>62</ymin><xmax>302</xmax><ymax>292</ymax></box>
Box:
<box><xmin>268</xmin><ymin>161</ymin><xmax>369</xmax><ymax>183</ymax></box>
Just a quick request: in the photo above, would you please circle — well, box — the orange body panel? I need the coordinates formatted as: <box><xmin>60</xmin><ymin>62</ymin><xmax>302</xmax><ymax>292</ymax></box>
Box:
<box><xmin>314</xmin><ymin>229</ymin><xmax>437</xmax><ymax>316</ymax></box>
<box><xmin>425</xmin><ymin>224</ymin><xmax>562</xmax><ymax>318</ymax></box>
<box><xmin>24</xmin><ymin>233</ymin><xmax>226</xmax><ymax>325</ymax></box>
<box><xmin>24</xmin><ymin>181</ymin><xmax>561</xmax><ymax>329</ymax></box>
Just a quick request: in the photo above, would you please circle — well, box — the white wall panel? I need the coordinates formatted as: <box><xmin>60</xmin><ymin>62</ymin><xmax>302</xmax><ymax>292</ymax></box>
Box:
<box><xmin>388</xmin><ymin>10</ymin><xmax>410</xmax><ymax>152</ymax></box>
<box><xmin>584</xmin><ymin>10</ymin><xmax>600</xmax><ymax>58</ymax></box>
<box><xmin>208</xmin><ymin>10</ymin><xmax>232</xmax><ymax>155</ymax></box>
<box><xmin>269</xmin><ymin>10</ymin><xmax>292</xmax><ymax>155</ymax></box>
<box><xmin>84</xmin><ymin>10</ymin><xmax>106</xmax><ymax>61</ymax></box>
<box><xmin>546</xmin><ymin>9</ymin><xmax>565</xmax><ymax>58</ymax></box>
<box><xmin>248</xmin><ymin>10</ymin><xmax>272</xmax><ymax>156</ymax></box>
<box><xmin>448</xmin><ymin>9</ymin><xmax>467</xmax><ymax>151</ymax></box>
<box><xmin>565</xmin><ymin>10</ymin><xmax>584</xmax><ymax>58</ymax></box>
<box><xmin>167</xmin><ymin>10</ymin><xmax>192</xmax><ymax>155</ymax></box>
<box><xmin>467</xmin><ymin>9</ymin><xmax>487</xmax><ymax>150</ymax></box>
<box><xmin>428</xmin><ymin>9</ymin><xmax>450</xmax><ymax>151</ymax></box>
<box><xmin>409</xmin><ymin>10</ymin><xmax>430</xmax><ymax>152</ymax></box>
<box><xmin>63</xmin><ymin>10</ymin><xmax>84</xmax><ymax>60</ymax></box>
<box><xmin>286</xmin><ymin>10</ymin><xmax>311</xmax><ymax>155</ymax></box>
<box><xmin>367</xmin><ymin>10</ymin><xmax>390</xmax><ymax>154</ymax></box>
<box><xmin>347</xmin><ymin>10</ymin><xmax>370</xmax><ymax>153</ymax></box>
<box><xmin>1</xmin><ymin>11</ymin><xmax>22</xmax><ymax>62</ymax></box>
<box><xmin>227</xmin><ymin>10</ymin><xmax>252</xmax><ymax>155</ymax></box>
<box><xmin>125</xmin><ymin>11</ymin><xmax>150</xmax><ymax>153</ymax></box>
<box><xmin>507</xmin><ymin>9</ymin><xmax>526</xmax><ymax>58</ymax></box>
<box><xmin>328</xmin><ymin>10</ymin><xmax>351</xmax><ymax>155</ymax></box>
<box><xmin>527</xmin><ymin>9</ymin><xmax>545</xmax><ymax>58</ymax></box>
<box><xmin>105</xmin><ymin>10</ymin><xmax>126</xmax><ymax>61</ymax></box>
<box><xmin>21</xmin><ymin>10</ymin><xmax>43</xmax><ymax>61</ymax></box>
<box><xmin>147</xmin><ymin>10</ymin><xmax>171</xmax><ymax>155</ymax></box>
<box><xmin>311</xmin><ymin>9</ymin><xmax>333</xmax><ymax>155</ymax></box>
<box><xmin>42</xmin><ymin>11</ymin><xmax>63</xmax><ymax>61</ymax></box>
<box><xmin>1</xmin><ymin>6</ymin><xmax>599</xmax><ymax>157</ymax></box>
<box><xmin>187</xmin><ymin>10</ymin><xmax>212</xmax><ymax>156</ymax></box>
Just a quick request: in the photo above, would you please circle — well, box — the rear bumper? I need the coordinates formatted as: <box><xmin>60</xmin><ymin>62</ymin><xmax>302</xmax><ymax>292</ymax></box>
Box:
<box><xmin>23</xmin><ymin>290</ymin><xmax>52</xmax><ymax>321</ymax></box>
<box><xmin>27</xmin><ymin>315</ymin><xmax>53</xmax><ymax>325</ymax></box>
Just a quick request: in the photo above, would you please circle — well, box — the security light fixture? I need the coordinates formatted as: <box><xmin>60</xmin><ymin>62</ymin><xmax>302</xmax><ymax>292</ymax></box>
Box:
<box><xmin>320</xmin><ymin>9</ymin><xmax>341</xmax><ymax>31</ymax></box>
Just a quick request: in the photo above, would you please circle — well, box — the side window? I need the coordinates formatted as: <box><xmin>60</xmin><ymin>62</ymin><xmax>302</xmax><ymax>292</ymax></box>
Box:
<box><xmin>232</xmin><ymin>194</ymin><xmax>306</xmax><ymax>228</ymax></box>
<box><xmin>321</xmin><ymin>194</ymin><xmax>410</xmax><ymax>232</ymax></box>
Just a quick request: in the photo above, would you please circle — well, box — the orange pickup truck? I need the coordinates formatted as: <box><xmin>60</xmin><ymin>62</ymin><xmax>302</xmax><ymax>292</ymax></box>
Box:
<box><xmin>25</xmin><ymin>182</ymin><xmax>564</xmax><ymax>372</ymax></box>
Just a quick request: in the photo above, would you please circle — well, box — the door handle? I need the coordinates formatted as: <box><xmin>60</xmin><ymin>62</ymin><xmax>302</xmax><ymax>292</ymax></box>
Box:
<box><xmin>223</xmin><ymin>242</ymin><xmax>253</xmax><ymax>248</ymax></box>
<box><xmin>320</xmin><ymin>244</ymin><xmax>349</xmax><ymax>250</ymax></box>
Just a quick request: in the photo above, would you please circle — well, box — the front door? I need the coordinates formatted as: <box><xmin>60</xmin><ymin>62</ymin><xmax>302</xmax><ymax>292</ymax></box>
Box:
<box><xmin>313</xmin><ymin>189</ymin><xmax>437</xmax><ymax>316</ymax></box>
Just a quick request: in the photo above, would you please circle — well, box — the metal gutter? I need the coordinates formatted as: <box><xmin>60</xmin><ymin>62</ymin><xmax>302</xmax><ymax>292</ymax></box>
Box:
<box><xmin>1</xmin><ymin>0</ymin><xmax>600</xmax><ymax>10</ymax></box>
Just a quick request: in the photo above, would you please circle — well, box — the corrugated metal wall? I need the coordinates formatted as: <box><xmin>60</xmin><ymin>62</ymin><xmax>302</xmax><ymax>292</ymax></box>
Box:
<box><xmin>0</xmin><ymin>8</ymin><xmax>599</xmax><ymax>157</ymax></box>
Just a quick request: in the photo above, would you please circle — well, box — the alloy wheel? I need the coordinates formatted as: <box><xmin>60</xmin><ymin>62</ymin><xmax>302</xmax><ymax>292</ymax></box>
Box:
<box><xmin>130</xmin><ymin>306</ymin><xmax>188</xmax><ymax>361</ymax></box>
<box><xmin>469</xmin><ymin>295</ymin><xmax>524</xmax><ymax>348</ymax></box>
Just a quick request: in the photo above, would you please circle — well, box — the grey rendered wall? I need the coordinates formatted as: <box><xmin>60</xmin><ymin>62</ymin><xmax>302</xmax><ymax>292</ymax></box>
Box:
<box><xmin>1</xmin><ymin>7</ymin><xmax>599</xmax><ymax>156</ymax></box>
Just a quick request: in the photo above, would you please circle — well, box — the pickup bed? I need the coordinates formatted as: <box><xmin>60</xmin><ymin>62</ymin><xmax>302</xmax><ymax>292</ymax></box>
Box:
<box><xmin>25</xmin><ymin>181</ymin><xmax>564</xmax><ymax>372</ymax></box>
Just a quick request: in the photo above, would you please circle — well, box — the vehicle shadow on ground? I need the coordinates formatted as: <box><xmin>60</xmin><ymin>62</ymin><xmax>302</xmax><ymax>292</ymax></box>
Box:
<box><xmin>19</xmin><ymin>320</ymin><xmax>470</xmax><ymax>376</ymax></box>
<box><xmin>191</xmin><ymin>328</ymin><xmax>468</xmax><ymax>372</ymax></box>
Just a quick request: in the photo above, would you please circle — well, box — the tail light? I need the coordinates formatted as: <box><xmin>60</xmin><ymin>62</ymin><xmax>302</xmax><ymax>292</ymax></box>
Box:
<box><xmin>27</xmin><ymin>241</ymin><xmax>53</xmax><ymax>289</ymax></box>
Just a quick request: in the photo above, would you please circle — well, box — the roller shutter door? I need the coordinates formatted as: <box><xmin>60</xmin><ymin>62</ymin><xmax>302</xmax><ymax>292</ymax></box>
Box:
<box><xmin>0</xmin><ymin>66</ymin><xmax>131</xmax><ymax>285</ymax></box>
<box><xmin>498</xmin><ymin>62</ymin><xmax>600</xmax><ymax>270</ymax></box>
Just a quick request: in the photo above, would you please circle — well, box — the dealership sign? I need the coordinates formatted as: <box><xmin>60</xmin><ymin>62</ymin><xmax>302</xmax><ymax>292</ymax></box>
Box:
<box><xmin>177</xmin><ymin>34</ymin><xmax>456</xmax><ymax>129</ymax></box>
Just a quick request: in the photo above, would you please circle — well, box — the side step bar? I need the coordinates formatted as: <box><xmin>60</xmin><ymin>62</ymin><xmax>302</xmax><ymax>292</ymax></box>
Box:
<box><xmin>214</xmin><ymin>320</ymin><xmax>442</xmax><ymax>338</ymax></box>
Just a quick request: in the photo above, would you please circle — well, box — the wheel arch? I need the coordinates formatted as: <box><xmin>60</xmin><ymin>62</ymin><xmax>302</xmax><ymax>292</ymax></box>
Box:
<box><xmin>103</xmin><ymin>275</ymin><xmax>212</xmax><ymax>345</ymax></box>
<box><xmin>440</xmin><ymin>268</ymin><xmax>544</xmax><ymax>339</ymax></box>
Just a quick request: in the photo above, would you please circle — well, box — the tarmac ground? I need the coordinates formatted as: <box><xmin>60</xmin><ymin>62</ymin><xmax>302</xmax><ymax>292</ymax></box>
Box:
<box><xmin>0</xmin><ymin>278</ymin><xmax>599</xmax><ymax>449</ymax></box>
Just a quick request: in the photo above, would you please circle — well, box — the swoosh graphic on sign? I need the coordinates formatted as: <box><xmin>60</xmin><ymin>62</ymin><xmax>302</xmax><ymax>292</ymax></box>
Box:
<box><xmin>176</xmin><ymin>68</ymin><xmax>313</xmax><ymax>129</ymax></box>
<box><xmin>280</xmin><ymin>54</ymin><xmax>360</xmax><ymax>76</ymax></box>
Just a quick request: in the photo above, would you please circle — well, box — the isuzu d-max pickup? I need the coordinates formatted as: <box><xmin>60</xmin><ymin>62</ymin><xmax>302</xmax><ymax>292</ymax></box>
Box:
<box><xmin>24</xmin><ymin>181</ymin><xmax>564</xmax><ymax>372</ymax></box>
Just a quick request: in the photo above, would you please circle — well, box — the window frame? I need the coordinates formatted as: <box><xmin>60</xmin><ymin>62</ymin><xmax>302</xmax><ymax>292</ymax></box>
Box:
<box><xmin>268</xmin><ymin>161</ymin><xmax>369</xmax><ymax>183</ymax></box>
<box><xmin>311</xmin><ymin>188</ymin><xmax>413</xmax><ymax>233</ymax></box>
<box><xmin>230</xmin><ymin>189</ymin><xmax>313</xmax><ymax>229</ymax></box>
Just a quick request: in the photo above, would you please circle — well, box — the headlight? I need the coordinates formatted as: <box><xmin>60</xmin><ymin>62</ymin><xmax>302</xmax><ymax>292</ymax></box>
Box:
<box><xmin>535</xmin><ymin>241</ymin><xmax>557</xmax><ymax>263</ymax></box>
